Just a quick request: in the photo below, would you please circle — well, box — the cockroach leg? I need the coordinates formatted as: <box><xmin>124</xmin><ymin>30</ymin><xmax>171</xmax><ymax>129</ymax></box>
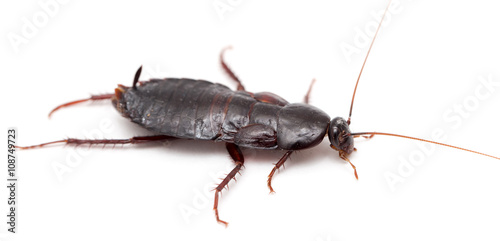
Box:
<box><xmin>339</xmin><ymin>151</ymin><xmax>358</xmax><ymax>180</ymax></box>
<box><xmin>304</xmin><ymin>78</ymin><xmax>316</xmax><ymax>104</ymax></box>
<box><xmin>213</xmin><ymin>143</ymin><xmax>245</xmax><ymax>227</ymax></box>
<box><xmin>17</xmin><ymin>135</ymin><xmax>175</xmax><ymax>150</ymax></box>
<box><xmin>220</xmin><ymin>46</ymin><xmax>245</xmax><ymax>91</ymax></box>
<box><xmin>16</xmin><ymin>140</ymin><xmax>67</xmax><ymax>150</ymax></box>
<box><xmin>267</xmin><ymin>151</ymin><xmax>293</xmax><ymax>193</ymax></box>
<box><xmin>48</xmin><ymin>93</ymin><xmax>114</xmax><ymax>118</ymax></box>
<box><xmin>330</xmin><ymin>144</ymin><xmax>358</xmax><ymax>179</ymax></box>
<box><xmin>50</xmin><ymin>65</ymin><xmax>143</xmax><ymax>118</ymax></box>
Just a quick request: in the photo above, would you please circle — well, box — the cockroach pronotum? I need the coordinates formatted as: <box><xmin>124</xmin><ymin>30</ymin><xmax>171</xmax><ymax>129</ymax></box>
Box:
<box><xmin>17</xmin><ymin>0</ymin><xmax>499</xmax><ymax>227</ymax></box>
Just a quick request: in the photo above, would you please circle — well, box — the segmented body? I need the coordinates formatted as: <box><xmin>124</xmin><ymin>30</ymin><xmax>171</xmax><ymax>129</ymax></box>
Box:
<box><xmin>113</xmin><ymin>78</ymin><xmax>331</xmax><ymax>150</ymax></box>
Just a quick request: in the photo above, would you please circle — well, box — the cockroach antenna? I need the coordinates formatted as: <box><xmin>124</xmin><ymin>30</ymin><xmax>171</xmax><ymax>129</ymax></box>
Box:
<box><xmin>350</xmin><ymin>132</ymin><xmax>500</xmax><ymax>160</ymax></box>
<box><xmin>344</xmin><ymin>0</ymin><xmax>499</xmax><ymax>162</ymax></box>
<box><xmin>347</xmin><ymin>0</ymin><xmax>392</xmax><ymax>126</ymax></box>
<box><xmin>19</xmin><ymin>0</ymin><xmax>499</xmax><ymax>227</ymax></box>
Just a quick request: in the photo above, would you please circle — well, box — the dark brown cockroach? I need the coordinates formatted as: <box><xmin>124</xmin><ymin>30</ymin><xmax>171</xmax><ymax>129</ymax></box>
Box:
<box><xmin>18</xmin><ymin>0</ymin><xmax>500</xmax><ymax>226</ymax></box>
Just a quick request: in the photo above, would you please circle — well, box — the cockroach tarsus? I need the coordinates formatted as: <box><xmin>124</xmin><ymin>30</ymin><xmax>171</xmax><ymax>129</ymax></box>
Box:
<box><xmin>18</xmin><ymin>0</ymin><xmax>499</xmax><ymax>227</ymax></box>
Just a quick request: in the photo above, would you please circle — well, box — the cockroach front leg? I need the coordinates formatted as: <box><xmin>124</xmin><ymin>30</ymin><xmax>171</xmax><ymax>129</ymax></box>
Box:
<box><xmin>267</xmin><ymin>151</ymin><xmax>293</xmax><ymax>193</ymax></box>
<box><xmin>213</xmin><ymin>143</ymin><xmax>245</xmax><ymax>227</ymax></box>
<box><xmin>264</xmin><ymin>78</ymin><xmax>316</xmax><ymax>194</ymax></box>
<box><xmin>339</xmin><ymin>151</ymin><xmax>358</xmax><ymax>180</ymax></box>
<box><xmin>330</xmin><ymin>144</ymin><xmax>358</xmax><ymax>180</ymax></box>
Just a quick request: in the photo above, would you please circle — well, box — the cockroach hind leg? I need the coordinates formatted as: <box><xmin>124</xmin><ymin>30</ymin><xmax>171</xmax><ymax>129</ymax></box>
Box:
<box><xmin>213</xmin><ymin>191</ymin><xmax>229</xmax><ymax>227</ymax></box>
<box><xmin>17</xmin><ymin>135</ymin><xmax>175</xmax><ymax>150</ymax></box>
<box><xmin>16</xmin><ymin>140</ymin><xmax>68</xmax><ymax>150</ymax></box>
<box><xmin>48</xmin><ymin>93</ymin><xmax>115</xmax><ymax>118</ymax></box>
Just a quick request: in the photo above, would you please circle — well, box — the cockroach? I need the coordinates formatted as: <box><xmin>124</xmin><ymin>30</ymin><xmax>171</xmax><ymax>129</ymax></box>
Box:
<box><xmin>18</xmin><ymin>0</ymin><xmax>500</xmax><ymax>227</ymax></box>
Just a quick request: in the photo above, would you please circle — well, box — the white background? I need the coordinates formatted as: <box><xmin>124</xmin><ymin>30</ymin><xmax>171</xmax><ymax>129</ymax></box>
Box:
<box><xmin>1</xmin><ymin>0</ymin><xmax>500</xmax><ymax>240</ymax></box>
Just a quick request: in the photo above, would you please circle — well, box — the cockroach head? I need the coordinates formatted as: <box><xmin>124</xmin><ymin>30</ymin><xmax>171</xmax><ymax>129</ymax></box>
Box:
<box><xmin>328</xmin><ymin>117</ymin><xmax>354</xmax><ymax>155</ymax></box>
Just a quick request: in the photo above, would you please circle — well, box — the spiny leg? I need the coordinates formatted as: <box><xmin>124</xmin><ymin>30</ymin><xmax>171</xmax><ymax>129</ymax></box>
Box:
<box><xmin>213</xmin><ymin>143</ymin><xmax>245</xmax><ymax>227</ymax></box>
<box><xmin>48</xmin><ymin>93</ymin><xmax>114</xmax><ymax>118</ymax></box>
<box><xmin>17</xmin><ymin>135</ymin><xmax>175</xmax><ymax>150</ymax></box>
<box><xmin>220</xmin><ymin>46</ymin><xmax>245</xmax><ymax>91</ymax></box>
<box><xmin>267</xmin><ymin>151</ymin><xmax>293</xmax><ymax>193</ymax></box>
<box><xmin>304</xmin><ymin>78</ymin><xmax>316</xmax><ymax>104</ymax></box>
